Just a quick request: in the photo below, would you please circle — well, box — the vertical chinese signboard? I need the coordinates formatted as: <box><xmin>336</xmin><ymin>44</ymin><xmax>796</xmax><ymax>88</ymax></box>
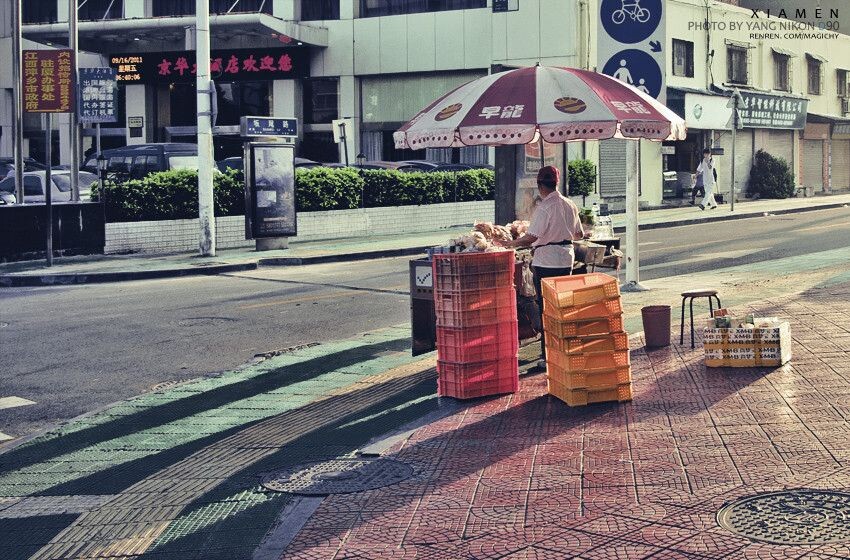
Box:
<box><xmin>23</xmin><ymin>49</ymin><xmax>75</xmax><ymax>113</ymax></box>
<box><xmin>79</xmin><ymin>68</ymin><xmax>117</xmax><ymax>123</ymax></box>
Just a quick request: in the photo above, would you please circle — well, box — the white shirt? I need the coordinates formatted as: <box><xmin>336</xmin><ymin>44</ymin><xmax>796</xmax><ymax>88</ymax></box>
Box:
<box><xmin>527</xmin><ymin>191</ymin><xmax>584</xmax><ymax>268</ymax></box>
<box><xmin>697</xmin><ymin>158</ymin><xmax>715</xmax><ymax>188</ymax></box>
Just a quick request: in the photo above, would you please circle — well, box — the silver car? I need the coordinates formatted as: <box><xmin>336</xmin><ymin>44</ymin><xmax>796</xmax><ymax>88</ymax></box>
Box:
<box><xmin>0</xmin><ymin>170</ymin><xmax>99</xmax><ymax>204</ymax></box>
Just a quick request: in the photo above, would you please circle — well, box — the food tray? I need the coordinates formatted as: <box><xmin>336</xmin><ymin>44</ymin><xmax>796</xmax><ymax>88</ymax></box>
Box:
<box><xmin>541</xmin><ymin>273</ymin><xmax>620</xmax><ymax>309</ymax></box>
<box><xmin>546</xmin><ymin>361</ymin><xmax>632</xmax><ymax>390</ymax></box>
<box><xmin>543</xmin><ymin>297</ymin><xmax>622</xmax><ymax>322</ymax></box>
<box><xmin>543</xmin><ymin>332</ymin><xmax>630</xmax><ymax>354</ymax></box>
<box><xmin>546</xmin><ymin>347</ymin><xmax>630</xmax><ymax>373</ymax></box>
<box><xmin>543</xmin><ymin>313</ymin><xmax>624</xmax><ymax>338</ymax></box>
<box><xmin>548</xmin><ymin>378</ymin><xmax>632</xmax><ymax>407</ymax></box>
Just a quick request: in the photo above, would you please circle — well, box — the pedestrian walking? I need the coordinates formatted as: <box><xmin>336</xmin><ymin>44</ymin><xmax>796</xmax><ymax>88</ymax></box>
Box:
<box><xmin>499</xmin><ymin>166</ymin><xmax>586</xmax><ymax>367</ymax></box>
<box><xmin>694</xmin><ymin>148</ymin><xmax>718</xmax><ymax>210</ymax></box>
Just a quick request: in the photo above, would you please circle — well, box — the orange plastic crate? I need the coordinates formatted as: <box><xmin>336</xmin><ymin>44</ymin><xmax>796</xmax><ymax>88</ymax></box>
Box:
<box><xmin>436</xmin><ymin>322</ymin><xmax>519</xmax><ymax>363</ymax></box>
<box><xmin>543</xmin><ymin>297</ymin><xmax>622</xmax><ymax>322</ymax></box>
<box><xmin>437</xmin><ymin>357</ymin><xmax>519</xmax><ymax>399</ymax></box>
<box><xmin>544</xmin><ymin>332</ymin><xmax>630</xmax><ymax>354</ymax></box>
<box><xmin>546</xmin><ymin>361</ymin><xmax>632</xmax><ymax>390</ymax></box>
<box><xmin>541</xmin><ymin>273</ymin><xmax>620</xmax><ymax>309</ymax></box>
<box><xmin>546</xmin><ymin>347</ymin><xmax>630</xmax><ymax>373</ymax></box>
<box><xmin>548</xmin><ymin>378</ymin><xmax>632</xmax><ymax>407</ymax></box>
<box><xmin>543</xmin><ymin>313</ymin><xmax>624</xmax><ymax>338</ymax></box>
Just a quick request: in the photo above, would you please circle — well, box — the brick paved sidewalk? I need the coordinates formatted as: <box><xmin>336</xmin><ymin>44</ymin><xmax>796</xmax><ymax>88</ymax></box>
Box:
<box><xmin>282</xmin><ymin>282</ymin><xmax>850</xmax><ymax>560</ymax></box>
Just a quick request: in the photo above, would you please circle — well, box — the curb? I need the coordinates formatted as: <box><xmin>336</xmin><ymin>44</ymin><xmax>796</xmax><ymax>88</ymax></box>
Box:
<box><xmin>0</xmin><ymin>262</ymin><xmax>257</xmax><ymax>288</ymax></box>
<box><xmin>257</xmin><ymin>245</ymin><xmax>432</xmax><ymax>266</ymax></box>
<box><xmin>611</xmin><ymin>201</ymin><xmax>848</xmax><ymax>233</ymax></box>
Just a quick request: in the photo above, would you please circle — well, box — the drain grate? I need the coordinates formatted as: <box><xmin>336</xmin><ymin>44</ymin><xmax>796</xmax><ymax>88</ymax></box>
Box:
<box><xmin>717</xmin><ymin>489</ymin><xmax>850</xmax><ymax>545</ymax></box>
<box><xmin>261</xmin><ymin>458</ymin><xmax>414</xmax><ymax>496</ymax></box>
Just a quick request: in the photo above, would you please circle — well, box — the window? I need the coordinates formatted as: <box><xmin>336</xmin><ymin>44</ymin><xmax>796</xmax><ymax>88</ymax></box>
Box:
<box><xmin>302</xmin><ymin>0</ymin><xmax>340</xmax><ymax>20</ymax></box>
<box><xmin>773</xmin><ymin>53</ymin><xmax>790</xmax><ymax>92</ymax></box>
<box><xmin>24</xmin><ymin>176</ymin><xmax>43</xmax><ymax>197</ymax></box>
<box><xmin>672</xmin><ymin>39</ymin><xmax>694</xmax><ymax>78</ymax></box>
<box><xmin>78</xmin><ymin>0</ymin><xmax>123</xmax><ymax>20</ymax></box>
<box><xmin>153</xmin><ymin>0</ymin><xmax>271</xmax><ymax>16</ymax></box>
<box><xmin>0</xmin><ymin>178</ymin><xmax>15</xmax><ymax>194</ymax></box>
<box><xmin>838</xmin><ymin>69</ymin><xmax>849</xmax><ymax>97</ymax></box>
<box><xmin>22</xmin><ymin>1</ymin><xmax>58</xmax><ymax>23</ymax></box>
<box><xmin>361</xmin><ymin>0</ymin><xmax>487</xmax><ymax>18</ymax></box>
<box><xmin>727</xmin><ymin>46</ymin><xmax>748</xmax><ymax>84</ymax></box>
<box><xmin>303</xmin><ymin>78</ymin><xmax>339</xmax><ymax>124</ymax></box>
<box><xmin>51</xmin><ymin>175</ymin><xmax>72</xmax><ymax>193</ymax></box>
<box><xmin>807</xmin><ymin>56</ymin><xmax>822</xmax><ymax>95</ymax></box>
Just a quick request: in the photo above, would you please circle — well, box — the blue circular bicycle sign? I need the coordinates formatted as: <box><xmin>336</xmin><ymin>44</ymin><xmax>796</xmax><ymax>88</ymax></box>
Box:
<box><xmin>601</xmin><ymin>0</ymin><xmax>662</xmax><ymax>44</ymax></box>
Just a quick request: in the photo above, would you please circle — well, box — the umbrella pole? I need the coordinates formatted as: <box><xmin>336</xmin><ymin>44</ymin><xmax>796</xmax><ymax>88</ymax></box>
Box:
<box><xmin>622</xmin><ymin>139</ymin><xmax>648</xmax><ymax>292</ymax></box>
<box><xmin>539</xmin><ymin>136</ymin><xmax>544</xmax><ymax>168</ymax></box>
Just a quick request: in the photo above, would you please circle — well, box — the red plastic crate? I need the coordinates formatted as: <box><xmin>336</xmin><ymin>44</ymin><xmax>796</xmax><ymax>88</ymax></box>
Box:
<box><xmin>434</xmin><ymin>286</ymin><xmax>516</xmax><ymax>312</ymax></box>
<box><xmin>543</xmin><ymin>297</ymin><xmax>623</xmax><ymax>322</ymax></box>
<box><xmin>433</xmin><ymin>250</ymin><xmax>516</xmax><ymax>280</ymax></box>
<box><xmin>543</xmin><ymin>313</ymin><xmax>625</xmax><ymax>338</ymax></box>
<box><xmin>435</xmin><ymin>269</ymin><xmax>515</xmax><ymax>291</ymax></box>
<box><xmin>437</xmin><ymin>357</ymin><xmax>519</xmax><ymax>399</ymax></box>
<box><xmin>544</xmin><ymin>332</ymin><xmax>630</xmax><ymax>355</ymax></box>
<box><xmin>436</xmin><ymin>321</ymin><xmax>519</xmax><ymax>363</ymax></box>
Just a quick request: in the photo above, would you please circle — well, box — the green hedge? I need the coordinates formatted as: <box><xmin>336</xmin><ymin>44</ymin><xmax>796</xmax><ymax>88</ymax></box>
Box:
<box><xmin>95</xmin><ymin>167</ymin><xmax>495</xmax><ymax>222</ymax></box>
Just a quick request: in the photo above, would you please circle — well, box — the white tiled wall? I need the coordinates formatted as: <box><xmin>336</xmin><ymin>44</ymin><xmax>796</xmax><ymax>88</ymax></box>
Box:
<box><xmin>104</xmin><ymin>201</ymin><xmax>495</xmax><ymax>255</ymax></box>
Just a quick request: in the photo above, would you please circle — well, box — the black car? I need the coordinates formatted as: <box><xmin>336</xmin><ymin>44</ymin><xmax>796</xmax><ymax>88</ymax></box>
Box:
<box><xmin>0</xmin><ymin>157</ymin><xmax>49</xmax><ymax>177</ymax></box>
<box><xmin>82</xmin><ymin>143</ymin><xmax>198</xmax><ymax>179</ymax></box>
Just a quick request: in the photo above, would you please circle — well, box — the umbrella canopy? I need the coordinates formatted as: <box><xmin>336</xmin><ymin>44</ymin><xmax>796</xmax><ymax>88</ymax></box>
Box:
<box><xmin>394</xmin><ymin>66</ymin><xmax>686</xmax><ymax>150</ymax></box>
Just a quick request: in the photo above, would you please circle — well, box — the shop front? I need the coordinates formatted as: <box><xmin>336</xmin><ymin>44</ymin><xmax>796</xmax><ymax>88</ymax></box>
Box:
<box><xmin>832</xmin><ymin>123</ymin><xmax>850</xmax><ymax>192</ymax></box>
<box><xmin>801</xmin><ymin>121</ymin><xmax>829</xmax><ymax>193</ymax></box>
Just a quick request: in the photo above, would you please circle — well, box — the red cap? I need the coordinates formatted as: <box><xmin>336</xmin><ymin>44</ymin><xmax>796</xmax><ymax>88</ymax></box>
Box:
<box><xmin>537</xmin><ymin>166</ymin><xmax>560</xmax><ymax>188</ymax></box>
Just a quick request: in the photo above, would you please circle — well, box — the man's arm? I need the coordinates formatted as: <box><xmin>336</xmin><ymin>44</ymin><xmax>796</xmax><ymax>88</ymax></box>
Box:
<box><xmin>501</xmin><ymin>233</ymin><xmax>539</xmax><ymax>248</ymax></box>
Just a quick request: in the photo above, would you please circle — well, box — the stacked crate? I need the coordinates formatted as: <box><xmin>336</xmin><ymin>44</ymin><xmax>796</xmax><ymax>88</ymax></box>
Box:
<box><xmin>433</xmin><ymin>251</ymin><xmax>519</xmax><ymax>399</ymax></box>
<box><xmin>541</xmin><ymin>273</ymin><xmax>632</xmax><ymax>406</ymax></box>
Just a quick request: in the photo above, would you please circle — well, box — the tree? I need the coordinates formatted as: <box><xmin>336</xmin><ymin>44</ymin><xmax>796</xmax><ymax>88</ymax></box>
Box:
<box><xmin>568</xmin><ymin>159</ymin><xmax>597</xmax><ymax>206</ymax></box>
<box><xmin>748</xmin><ymin>149</ymin><xmax>795</xmax><ymax>199</ymax></box>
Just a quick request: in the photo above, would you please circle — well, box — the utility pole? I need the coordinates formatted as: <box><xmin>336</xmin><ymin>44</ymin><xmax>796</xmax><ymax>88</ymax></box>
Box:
<box><xmin>12</xmin><ymin>0</ymin><xmax>24</xmax><ymax>205</ymax></box>
<box><xmin>196</xmin><ymin>0</ymin><xmax>216</xmax><ymax>256</ymax></box>
<box><xmin>728</xmin><ymin>89</ymin><xmax>743</xmax><ymax>212</ymax></box>
<box><xmin>69</xmin><ymin>0</ymin><xmax>80</xmax><ymax>201</ymax></box>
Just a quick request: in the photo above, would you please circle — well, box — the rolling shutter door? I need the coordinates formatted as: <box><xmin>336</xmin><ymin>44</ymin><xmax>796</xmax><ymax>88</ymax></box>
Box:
<box><xmin>831</xmin><ymin>139</ymin><xmax>850</xmax><ymax>191</ymax></box>
<box><xmin>802</xmin><ymin>139</ymin><xmax>824</xmax><ymax>191</ymax></box>
<box><xmin>715</xmin><ymin>130</ymin><xmax>753</xmax><ymax>197</ymax></box>
<box><xmin>767</xmin><ymin>130</ymin><xmax>793</xmax><ymax>166</ymax></box>
<box><xmin>599</xmin><ymin>139</ymin><xmax>627</xmax><ymax>198</ymax></box>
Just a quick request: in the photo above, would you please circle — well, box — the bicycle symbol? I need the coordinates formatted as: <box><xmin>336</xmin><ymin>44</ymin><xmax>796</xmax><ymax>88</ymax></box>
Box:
<box><xmin>612</xmin><ymin>0</ymin><xmax>650</xmax><ymax>24</ymax></box>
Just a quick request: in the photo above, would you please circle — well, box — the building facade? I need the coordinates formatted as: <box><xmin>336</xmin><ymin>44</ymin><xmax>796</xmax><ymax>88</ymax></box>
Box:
<box><xmin>3</xmin><ymin>0</ymin><xmax>849</xmax><ymax>205</ymax></box>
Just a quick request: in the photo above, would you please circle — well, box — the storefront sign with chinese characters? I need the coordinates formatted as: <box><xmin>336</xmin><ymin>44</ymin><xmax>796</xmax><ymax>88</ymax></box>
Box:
<box><xmin>23</xmin><ymin>49</ymin><xmax>75</xmax><ymax>113</ymax></box>
<box><xmin>110</xmin><ymin>48</ymin><xmax>308</xmax><ymax>84</ymax></box>
<box><xmin>738</xmin><ymin>91</ymin><xmax>807</xmax><ymax>130</ymax></box>
<box><xmin>79</xmin><ymin>67</ymin><xmax>117</xmax><ymax>123</ymax></box>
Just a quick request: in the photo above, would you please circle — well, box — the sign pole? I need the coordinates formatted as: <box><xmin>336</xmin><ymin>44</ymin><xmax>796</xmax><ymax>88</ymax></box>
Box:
<box><xmin>12</xmin><ymin>0</ymin><xmax>24</xmax><ymax>205</ymax></box>
<box><xmin>69</xmin><ymin>0</ymin><xmax>80</xmax><ymax>201</ymax></box>
<box><xmin>45</xmin><ymin>114</ymin><xmax>53</xmax><ymax>267</ymax></box>
<box><xmin>196</xmin><ymin>0</ymin><xmax>216</xmax><ymax>256</ymax></box>
<box><xmin>96</xmin><ymin>122</ymin><xmax>103</xmax><ymax>196</ymax></box>
<box><xmin>340</xmin><ymin>123</ymin><xmax>349</xmax><ymax>167</ymax></box>
<box><xmin>730</xmin><ymin>93</ymin><xmax>737</xmax><ymax>212</ymax></box>
<box><xmin>622</xmin><ymin>139</ymin><xmax>647</xmax><ymax>292</ymax></box>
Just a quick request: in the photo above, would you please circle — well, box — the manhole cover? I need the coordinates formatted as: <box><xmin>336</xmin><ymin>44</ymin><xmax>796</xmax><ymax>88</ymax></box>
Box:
<box><xmin>717</xmin><ymin>490</ymin><xmax>850</xmax><ymax>545</ymax></box>
<box><xmin>261</xmin><ymin>458</ymin><xmax>414</xmax><ymax>495</ymax></box>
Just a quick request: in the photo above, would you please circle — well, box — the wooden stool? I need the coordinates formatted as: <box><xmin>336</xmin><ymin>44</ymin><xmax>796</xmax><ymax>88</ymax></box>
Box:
<box><xmin>680</xmin><ymin>289</ymin><xmax>721</xmax><ymax>349</ymax></box>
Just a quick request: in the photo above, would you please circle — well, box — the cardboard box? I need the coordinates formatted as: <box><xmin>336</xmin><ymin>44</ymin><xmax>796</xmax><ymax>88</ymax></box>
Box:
<box><xmin>702</xmin><ymin>321</ymin><xmax>791</xmax><ymax>367</ymax></box>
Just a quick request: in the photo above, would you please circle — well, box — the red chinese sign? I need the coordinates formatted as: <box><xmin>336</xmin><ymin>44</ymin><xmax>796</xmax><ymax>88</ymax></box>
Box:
<box><xmin>110</xmin><ymin>48</ymin><xmax>306</xmax><ymax>84</ymax></box>
<box><xmin>23</xmin><ymin>49</ymin><xmax>76</xmax><ymax>113</ymax></box>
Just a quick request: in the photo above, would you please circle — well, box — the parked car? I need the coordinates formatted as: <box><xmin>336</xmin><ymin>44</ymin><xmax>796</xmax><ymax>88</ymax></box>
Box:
<box><xmin>216</xmin><ymin>156</ymin><xmax>321</xmax><ymax>173</ymax></box>
<box><xmin>0</xmin><ymin>170</ymin><xmax>98</xmax><ymax>204</ymax></box>
<box><xmin>0</xmin><ymin>157</ymin><xmax>49</xmax><ymax>177</ymax></box>
<box><xmin>396</xmin><ymin>160</ymin><xmax>441</xmax><ymax>172</ymax></box>
<box><xmin>82</xmin><ymin>143</ymin><xmax>198</xmax><ymax>179</ymax></box>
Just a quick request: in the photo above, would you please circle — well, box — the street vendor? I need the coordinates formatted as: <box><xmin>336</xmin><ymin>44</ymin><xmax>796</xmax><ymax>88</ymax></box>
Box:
<box><xmin>499</xmin><ymin>166</ymin><xmax>585</xmax><ymax>366</ymax></box>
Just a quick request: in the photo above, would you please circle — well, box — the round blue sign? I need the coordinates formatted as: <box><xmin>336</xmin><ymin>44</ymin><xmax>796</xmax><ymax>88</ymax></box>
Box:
<box><xmin>600</xmin><ymin>0</ymin><xmax>662</xmax><ymax>44</ymax></box>
<box><xmin>602</xmin><ymin>50</ymin><xmax>663</xmax><ymax>99</ymax></box>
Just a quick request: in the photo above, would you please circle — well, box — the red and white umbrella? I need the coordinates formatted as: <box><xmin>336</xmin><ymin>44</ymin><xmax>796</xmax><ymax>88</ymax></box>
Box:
<box><xmin>394</xmin><ymin>66</ymin><xmax>686</xmax><ymax>149</ymax></box>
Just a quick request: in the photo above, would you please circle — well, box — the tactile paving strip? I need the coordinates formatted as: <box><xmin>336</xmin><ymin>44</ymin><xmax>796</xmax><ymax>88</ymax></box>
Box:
<box><xmin>716</xmin><ymin>489</ymin><xmax>850</xmax><ymax>545</ymax></box>
<box><xmin>261</xmin><ymin>458</ymin><xmax>414</xmax><ymax>496</ymax></box>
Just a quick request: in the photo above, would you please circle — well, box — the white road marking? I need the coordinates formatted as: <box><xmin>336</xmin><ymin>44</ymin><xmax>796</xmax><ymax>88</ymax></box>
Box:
<box><xmin>639</xmin><ymin>241</ymin><xmax>663</xmax><ymax>246</ymax></box>
<box><xmin>0</xmin><ymin>432</ymin><xmax>13</xmax><ymax>442</ymax></box>
<box><xmin>0</xmin><ymin>397</ymin><xmax>36</xmax><ymax>410</ymax></box>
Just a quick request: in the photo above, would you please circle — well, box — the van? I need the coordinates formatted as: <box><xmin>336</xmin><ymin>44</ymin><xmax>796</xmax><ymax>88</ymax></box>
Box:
<box><xmin>83</xmin><ymin>143</ymin><xmax>198</xmax><ymax>179</ymax></box>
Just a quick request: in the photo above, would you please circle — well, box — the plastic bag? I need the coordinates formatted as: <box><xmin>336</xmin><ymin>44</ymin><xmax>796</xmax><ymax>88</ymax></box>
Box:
<box><xmin>519</xmin><ymin>260</ymin><xmax>536</xmax><ymax>298</ymax></box>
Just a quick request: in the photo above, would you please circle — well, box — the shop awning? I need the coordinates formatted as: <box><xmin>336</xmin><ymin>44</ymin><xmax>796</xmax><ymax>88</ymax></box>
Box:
<box><xmin>806</xmin><ymin>52</ymin><xmax>828</xmax><ymax>63</ymax></box>
<box><xmin>772</xmin><ymin>47</ymin><xmax>797</xmax><ymax>57</ymax></box>
<box><xmin>22</xmin><ymin>12</ymin><xmax>328</xmax><ymax>53</ymax></box>
<box><xmin>807</xmin><ymin>113</ymin><xmax>850</xmax><ymax>124</ymax></box>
